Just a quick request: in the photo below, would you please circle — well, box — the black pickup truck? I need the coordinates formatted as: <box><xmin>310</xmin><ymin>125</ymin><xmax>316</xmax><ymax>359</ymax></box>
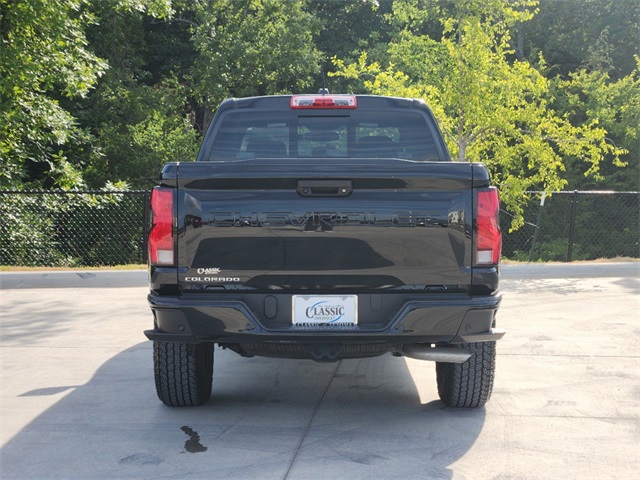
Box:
<box><xmin>144</xmin><ymin>93</ymin><xmax>504</xmax><ymax>408</ymax></box>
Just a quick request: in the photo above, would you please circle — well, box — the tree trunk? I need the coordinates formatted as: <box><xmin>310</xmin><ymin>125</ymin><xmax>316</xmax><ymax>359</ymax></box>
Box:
<box><xmin>457</xmin><ymin>117</ymin><xmax>467</xmax><ymax>162</ymax></box>
<box><xmin>458</xmin><ymin>141</ymin><xmax>467</xmax><ymax>162</ymax></box>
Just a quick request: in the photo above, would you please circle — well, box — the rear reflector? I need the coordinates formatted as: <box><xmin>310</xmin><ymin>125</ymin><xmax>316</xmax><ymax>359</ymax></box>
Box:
<box><xmin>475</xmin><ymin>187</ymin><xmax>502</xmax><ymax>266</ymax></box>
<box><xmin>291</xmin><ymin>95</ymin><xmax>357</xmax><ymax>109</ymax></box>
<box><xmin>149</xmin><ymin>187</ymin><xmax>174</xmax><ymax>266</ymax></box>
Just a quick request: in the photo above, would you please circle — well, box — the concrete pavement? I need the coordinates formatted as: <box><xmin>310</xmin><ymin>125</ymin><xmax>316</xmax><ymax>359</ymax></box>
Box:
<box><xmin>0</xmin><ymin>264</ymin><xmax>638</xmax><ymax>479</ymax></box>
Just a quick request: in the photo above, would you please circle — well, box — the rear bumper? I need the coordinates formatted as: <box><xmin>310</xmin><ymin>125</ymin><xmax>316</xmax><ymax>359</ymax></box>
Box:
<box><xmin>145</xmin><ymin>291</ymin><xmax>504</xmax><ymax>345</ymax></box>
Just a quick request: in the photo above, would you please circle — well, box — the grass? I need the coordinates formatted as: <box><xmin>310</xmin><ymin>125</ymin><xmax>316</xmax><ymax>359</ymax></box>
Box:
<box><xmin>0</xmin><ymin>264</ymin><xmax>147</xmax><ymax>272</ymax></box>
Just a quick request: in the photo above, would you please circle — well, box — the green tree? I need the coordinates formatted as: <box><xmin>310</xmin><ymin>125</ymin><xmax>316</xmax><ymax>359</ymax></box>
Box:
<box><xmin>80</xmin><ymin>80</ymin><xmax>199</xmax><ymax>188</ymax></box>
<box><xmin>332</xmin><ymin>0</ymin><xmax>625</xmax><ymax>227</ymax></box>
<box><xmin>75</xmin><ymin>1</ymin><xmax>199</xmax><ymax>188</ymax></box>
<box><xmin>551</xmin><ymin>63</ymin><xmax>640</xmax><ymax>190</ymax></box>
<box><xmin>188</xmin><ymin>0</ymin><xmax>321</xmax><ymax>130</ymax></box>
<box><xmin>309</xmin><ymin>0</ymin><xmax>392</xmax><ymax>92</ymax></box>
<box><xmin>525</xmin><ymin>0</ymin><xmax>639</xmax><ymax>80</ymax></box>
<box><xmin>0</xmin><ymin>0</ymin><xmax>107</xmax><ymax>189</ymax></box>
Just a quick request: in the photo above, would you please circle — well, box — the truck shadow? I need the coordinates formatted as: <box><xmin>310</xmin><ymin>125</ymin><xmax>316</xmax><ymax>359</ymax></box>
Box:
<box><xmin>1</xmin><ymin>343</ymin><xmax>486</xmax><ymax>479</ymax></box>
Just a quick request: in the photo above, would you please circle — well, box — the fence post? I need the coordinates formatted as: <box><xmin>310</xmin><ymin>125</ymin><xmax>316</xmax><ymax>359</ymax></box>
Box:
<box><xmin>567</xmin><ymin>190</ymin><xmax>578</xmax><ymax>262</ymax></box>
<box><xmin>142</xmin><ymin>190</ymin><xmax>150</xmax><ymax>264</ymax></box>
<box><xmin>529</xmin><ymin>192</ymin><xmax>547</xmax><ymax>262</ymax></box>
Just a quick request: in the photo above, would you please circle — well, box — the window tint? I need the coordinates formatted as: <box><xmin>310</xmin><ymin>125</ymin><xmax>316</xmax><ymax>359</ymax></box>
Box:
<box><xmin>298</xmin><ymin>116</ymin><xmax>348</xmax><ymax>158</ymax></box>
<box><xmin>354</xmin><ymin>112</ymin><xmax>440</xmax><ymax>160</ymax></box>
<box><xmin>209</xmin><ymin>113</ymin><xmax>289</xmax><ymax>161</ymax></box>
<box><xmin>206</xmin><ymin>110</ymin><xmax>444</xmax><ymax>161</ymax></box>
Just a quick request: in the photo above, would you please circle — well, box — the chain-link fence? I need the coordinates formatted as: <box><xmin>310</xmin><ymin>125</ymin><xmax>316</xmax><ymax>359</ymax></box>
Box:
<box><xmin>1</xmin><ymin>190</ymin><xmax>638</xmax><ymax>266</ymax></box>
<box><xmin>0</xmin><ymin>191</ymin><xmax>149</xmax><ymax>267</ymax></box>
<box><xmin>502</xmin><ymin>191</ymin><xmax>640</xmax><ymax>262</ymax></box>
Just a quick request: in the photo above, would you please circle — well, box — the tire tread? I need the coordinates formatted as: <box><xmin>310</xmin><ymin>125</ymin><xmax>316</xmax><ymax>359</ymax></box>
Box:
<box><xmin>436</xmin><ymin>341</ymin><xmax>496</xmax><ymax>408</ymax></box>
<box><xmin>153</xmin><ymin>341</ymin><xmax>213</xmax><ymax>407</ymax></box>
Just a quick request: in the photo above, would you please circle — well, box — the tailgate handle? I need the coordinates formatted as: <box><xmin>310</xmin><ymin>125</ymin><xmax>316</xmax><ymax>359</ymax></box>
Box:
<box><xmin>297</xmin><ymin>180</ymin><xmax>353</xmax><ymax>197</ymax></box>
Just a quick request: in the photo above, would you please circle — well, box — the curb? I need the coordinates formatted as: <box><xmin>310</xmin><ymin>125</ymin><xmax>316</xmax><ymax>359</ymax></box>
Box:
<box><xmin>0</xmin><ymin>263</ymin><xmax>637</xmax><ymax>289</ymax></box>
<box><xmin>500</xmin><ymin>262</ymin><xmax>639</xmax><ymax>280</ymax></box>
<box><xmin>0</xmin><ymin>270</ymin><xmax>148</xmax><ymax>289</ymax></box>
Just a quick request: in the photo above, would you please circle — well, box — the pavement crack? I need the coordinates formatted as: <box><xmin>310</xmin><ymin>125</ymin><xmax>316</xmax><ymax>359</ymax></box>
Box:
<box><xmin>282</xmin><ymin>360</ymin><xmax>342</xmax><ymax>480</ymax></box>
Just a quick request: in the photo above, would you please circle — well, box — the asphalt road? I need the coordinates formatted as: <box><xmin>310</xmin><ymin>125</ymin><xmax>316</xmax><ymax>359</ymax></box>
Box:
<box><xmin>0</xmin><ymin>263</ymin><xmax>638</xmax><ymax>479</ymax></box>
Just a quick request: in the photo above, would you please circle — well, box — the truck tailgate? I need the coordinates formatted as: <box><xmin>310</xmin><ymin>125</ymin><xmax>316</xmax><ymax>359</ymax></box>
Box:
<box><xmin>173</xmin><ymin>159</ymin><xmax>482</xmax><ymax>291</ymax></box>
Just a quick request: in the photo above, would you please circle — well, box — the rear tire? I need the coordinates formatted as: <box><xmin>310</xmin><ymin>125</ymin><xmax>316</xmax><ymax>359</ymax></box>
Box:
<box><xmin>436</xmin><ymin>341</ymin><xmax>496</xmax><ymax>408</ymax></box>
<box><xmin>153</xmin><ymin>341</ymin><xmax>214</xmax><ymax>406</ymax></box>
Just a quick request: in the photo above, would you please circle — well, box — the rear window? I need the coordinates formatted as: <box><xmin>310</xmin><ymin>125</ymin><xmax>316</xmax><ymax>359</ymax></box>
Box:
<box><xmin>202</xmin><ymin>110</ymin><xmax>445</xmax><ymax>161</ymax></box>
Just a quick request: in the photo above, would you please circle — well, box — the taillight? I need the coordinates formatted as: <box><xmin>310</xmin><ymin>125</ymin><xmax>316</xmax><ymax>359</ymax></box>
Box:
<box><xmin>149</xmin><ymin>187</ymin><xmax>174</xmax><ymax>266</ymax></box>
<box><xmin>290</xmin><ymin>95</ymin><xmax>357</xmax><ymax>109</ymax></box>
<box><xmin>475</xmin><ymin>187</ymin><xmax>502</xmax><ymax>266</ymax></box>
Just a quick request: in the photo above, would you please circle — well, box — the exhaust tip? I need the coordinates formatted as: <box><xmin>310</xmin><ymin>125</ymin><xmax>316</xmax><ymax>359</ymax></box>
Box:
<box><xmin>402</xmin><ymin>344</ymin><xmax>472</xmax><ymax>364</ymax></box>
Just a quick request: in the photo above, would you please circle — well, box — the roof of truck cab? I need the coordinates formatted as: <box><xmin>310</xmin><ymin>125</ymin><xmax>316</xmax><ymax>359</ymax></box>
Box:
<box><xmin>217</xmin><ymin>94</ymin><xmax>427</xmax><ymax>112</ymax></box>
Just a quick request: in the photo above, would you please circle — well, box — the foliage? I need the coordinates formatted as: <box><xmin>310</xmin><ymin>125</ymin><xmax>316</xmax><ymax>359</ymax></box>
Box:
<box><xmin>80</xmin><ymin>79</ymin><xmax>199</xmax><ymax>188</ymax></box>
<box><xmin>0</xmin><ymin>193</ymin><xmax>67</xmax><ymax>266</ymax></box>
<box><xmin>0</xmin><ymin>189</ymin><xmax>147</xmax><ymax>267</ymax></box>
<box><xmin>72</xmin><ymin>2</ymin><xmax>199</xmax><ymax>188</ymax></box>
<box><xmin>64</xmin><ymin>0</ymin><xmax>321</xmax><ymax>188</ymax></box>
<box><xmin>61</xmin><ymin>191</ymin><xmax>146</xmax><ymax>266</ymax></box>
<box><xmin>331</xmin><ymin>0</ymin><xmax>626</xmax><ymax>227</ymax></box>
<box><xmin>0</xmin><ymin>0</ymin><xmax>638</xmax><ymax>235</ymax></box>
<box><xmin>309</xmin><ymin>0</ymin><xmax>392</xmax><ymax>93</ymax></box>
<box><xmin>550</xmin><ymin>62</ymin><xmax>640</xmax><ymax>190</ymax></box>
<box><xmin>525</xmin><ymin>0</ymin><xmax>640</xmax><ymax>80</ymax></box>
<box><xmin>188</xmin><ymin>0</ymin><xmax>321</xmax><ymax>128</ymax></box>
<box><xmin>113</xmin><ymin>0</ymin><xmax>174</xmax><ymax>18</ymax></box>
<box><xmin>0</xmin><ymin>0</ymin><xmax>107</xmax><ymax>189</ymax></box>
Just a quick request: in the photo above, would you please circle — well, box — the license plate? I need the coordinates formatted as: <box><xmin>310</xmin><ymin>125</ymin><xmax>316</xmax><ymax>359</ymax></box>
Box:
<box><xmin>292</xmin><ymin>295</ymin><xmax>358</xmax><ymax>326</ymax></box>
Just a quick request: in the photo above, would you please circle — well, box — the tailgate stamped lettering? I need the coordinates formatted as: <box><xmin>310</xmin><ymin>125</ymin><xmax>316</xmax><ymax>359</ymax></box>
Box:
<box><xmin>207</xmin><ymin>211</ymin><xmax>438</xmax><ymax>228</ymax></box>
